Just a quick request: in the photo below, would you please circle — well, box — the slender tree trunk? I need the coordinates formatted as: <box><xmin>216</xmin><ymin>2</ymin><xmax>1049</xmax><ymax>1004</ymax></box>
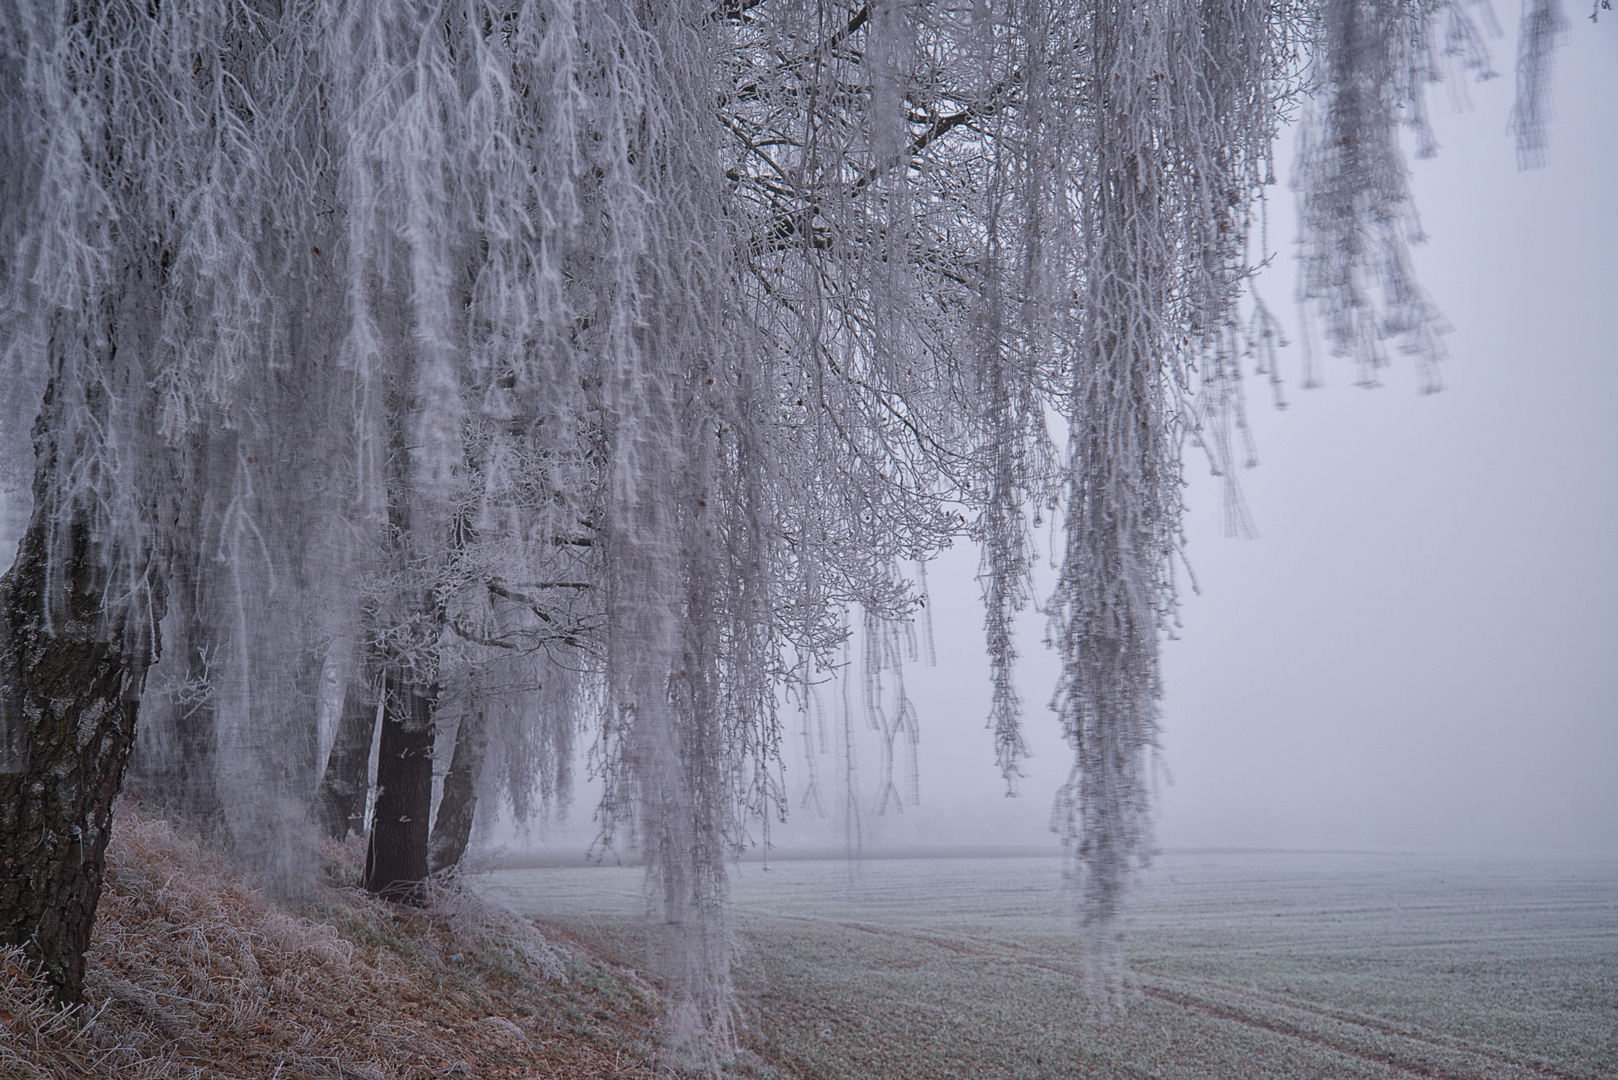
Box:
<box><xmin>362</xmin><ymin>671</ymin><xmax>435</xmax><ymax>903</ymax></box>
<box><xmin>357</xmin><ymin>370</ymin><xmax>447</xmax><ymax>902</ymax></box>
<box><xmin>314</xmin><ymin>668</ymin><xmax>378</xmax><ymax>840</ymax></box>
<box><xmin>0</xmin><ymin>502</ymin><xmax>162</xmax><ymax>1003</ymax></box>
<box><xmin>427</xmin><ymin>707</ymin><xmax>485</xmax><ymax>876</ymax></box>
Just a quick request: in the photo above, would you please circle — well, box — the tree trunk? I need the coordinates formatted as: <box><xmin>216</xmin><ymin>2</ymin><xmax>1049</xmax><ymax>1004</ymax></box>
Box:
<box><xmin>0</xmin><ymin>507</ymin><xmax>161</xmax><ymax>1004</ymax></box>
<box><xmin>362</xmin><ymin>672</ymin><xmax>435</xmax><ymax>903</ymax></box>
<box><xmin>314</xmin><ymin>669</ymin><xmax>378</xmax><ymax>840</ymax></box>
<box><xmin>427</xmin><ymin>707</ymin><xmax>485</xmax><ymax>876</ymax></box>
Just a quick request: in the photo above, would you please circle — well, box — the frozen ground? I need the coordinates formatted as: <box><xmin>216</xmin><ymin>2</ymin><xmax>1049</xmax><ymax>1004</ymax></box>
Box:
<box><xmin>480</xmin><ymin>850</ymin><xmax>1618</xmax><ymax>1079</ymax></box>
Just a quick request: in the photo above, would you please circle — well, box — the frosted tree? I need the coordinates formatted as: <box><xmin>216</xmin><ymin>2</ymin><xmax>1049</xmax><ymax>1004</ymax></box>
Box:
<box><xmin>0</xmin><ymin>0</ymin><xmax>1582</xmax><ymax>1056</ymax></box>
<box><xmin>0</xmin><ymin>0</ymin><xmax>364</xmax><ymax>998</ymax></box>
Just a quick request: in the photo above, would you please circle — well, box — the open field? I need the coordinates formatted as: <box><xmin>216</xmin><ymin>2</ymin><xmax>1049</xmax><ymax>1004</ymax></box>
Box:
<box><xmin>481</xmin><ymin>850</ymin><xmax>1618</xmax><ymax>1079</ymax></box>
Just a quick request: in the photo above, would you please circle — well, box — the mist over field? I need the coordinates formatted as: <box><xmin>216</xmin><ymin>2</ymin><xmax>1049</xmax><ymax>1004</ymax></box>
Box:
<box><xmin>464</xmin><ymin>43</ymin><xmax>1618</xmax><ymax>1072</ymax></box>
<box><xmin>484</xmin><ymin>850</ymin><xmax>1618</xmax><ymax>1079</ymax></box>
<box><xmin>1</xmin><ymin>1</ymin><xmax>1613</xmax><ymax>1076</ymax></box>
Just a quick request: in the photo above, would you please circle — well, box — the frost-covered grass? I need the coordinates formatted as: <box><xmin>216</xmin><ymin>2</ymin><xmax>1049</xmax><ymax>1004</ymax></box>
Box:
<box><xmin>0</xmin><ymin>805</ymin><xmax>682</xmax><ymax>1080</ymax></box>
<box><xmin>482</xmin><ymin>850</ymin><xmax>1618</xmax><ymax>1079</ymax></box>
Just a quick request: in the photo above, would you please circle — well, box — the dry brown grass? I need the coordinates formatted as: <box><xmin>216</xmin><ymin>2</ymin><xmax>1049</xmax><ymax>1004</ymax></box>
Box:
<box><xmin>0</xmin><ymin>804</ymin><xmax>682</xmax><ymax>1079</ymax></box>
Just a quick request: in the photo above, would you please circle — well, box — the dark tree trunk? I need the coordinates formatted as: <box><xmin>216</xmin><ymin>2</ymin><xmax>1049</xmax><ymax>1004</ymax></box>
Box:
<box><xmin>362</xmin><ymin>672</ymin><xmax>435</xmax><ymax>903</ymax></box>
<box><xmin>314</xmin><ymin>669</ymin><xmax>378</xmax><ymax>840</ymax></box>
<box><xmin>427</xmin><ymin>707</ymin><xmax>486</xmax><ymax>876</ymax></box>
<box><xmin>360</xmin><ymin>373</ymin><xmax>447</xmax><ymax>902</ymax></box>
<box><xmin>0</xmin><ymin>507</ymin><xmax>161</xmax><ymax>1004</ymax></box>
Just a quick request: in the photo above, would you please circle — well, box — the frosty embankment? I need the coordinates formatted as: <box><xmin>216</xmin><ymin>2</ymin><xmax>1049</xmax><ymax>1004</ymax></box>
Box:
<box><xmin>0</xmin><ymin>805</ymin><xmax>683</xmax><ymax>1080</ymax></box>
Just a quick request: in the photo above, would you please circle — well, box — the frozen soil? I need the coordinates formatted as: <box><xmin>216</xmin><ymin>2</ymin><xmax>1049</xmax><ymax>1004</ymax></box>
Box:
<box><xmin>0</xmin><ymin>804</ymin><xmax>707</xmax><ymax>1080</ymax></box>
<box><xmin>486</xmin><ymin>850</ymin><xmax>1618</xmax><ymax>1080</ymax></box>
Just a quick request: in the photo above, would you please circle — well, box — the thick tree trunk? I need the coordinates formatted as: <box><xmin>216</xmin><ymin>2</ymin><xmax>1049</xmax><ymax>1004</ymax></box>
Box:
<box><xmin>362</xmin><ymin>672</ymin><xmax>435</xmax><ymax>903</ymax></box>
<box><xmin>427</xmin><ymin>707</ymin><xmax>485</xmax><ymax>876</ymax></box>
<box><xmin>0</xmin><ymin>508</ymin><xmax>161</xmax><ymax>1004</ymax></box>
<box><xmin>314</xmin><ymin>670</ymin><xmax>378</xmax><ymax>840</ymax></box>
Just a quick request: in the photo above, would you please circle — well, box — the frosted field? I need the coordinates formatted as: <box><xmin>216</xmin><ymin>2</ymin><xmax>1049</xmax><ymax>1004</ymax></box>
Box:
<box><xmin>480</xmin><ymin>851</ymin><xmax>1618</xmax><ymax>1079</ymax></box>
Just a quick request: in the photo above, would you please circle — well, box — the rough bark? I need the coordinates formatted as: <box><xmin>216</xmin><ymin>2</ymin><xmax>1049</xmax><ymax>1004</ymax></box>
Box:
<box><xmin>0</xmin><ymin>506</ymin><xmax>161</xmax><ymax>1003</ymax></box>
<box><xmin>362</xmin><ymin>672</ymin><xmax>435</xmax><ymax>903</ymax></box>
<box><xmin>314</xmin><ymin>669</ymin><xmax>378</xmax><ymax>840</ymax></box>
<box><xmin>427</xmin><ymin>707</ymin><xmax>485</xmax><ymax>876</ymax></box>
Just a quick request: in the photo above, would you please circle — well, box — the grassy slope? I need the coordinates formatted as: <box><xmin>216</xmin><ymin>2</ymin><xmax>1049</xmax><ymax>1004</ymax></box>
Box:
<box><xmin>0</xmin><ymin>806</ymin><xmax>693</xmax><ymax>1080</ymax></box>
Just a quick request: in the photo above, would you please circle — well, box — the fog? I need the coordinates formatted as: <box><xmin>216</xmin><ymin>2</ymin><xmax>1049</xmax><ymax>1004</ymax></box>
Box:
<box><xmin>835</xmin><ymin>22</ymin><xmax>1618</xmax><ymax>859</ymax></box>
<box><xmin>513</xmin><ymin>22</ymin><xmax>1617</xmax><ymax>863</ymax></box>
<box><xmin>1138</xmin><ymin>20</ymin><xmax>1618</xmax><ymax>857</ymax></box>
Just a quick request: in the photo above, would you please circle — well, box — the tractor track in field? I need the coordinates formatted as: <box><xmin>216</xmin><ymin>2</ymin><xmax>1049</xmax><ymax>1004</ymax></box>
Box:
<box><xmin>764</xmin><ymin>913</ymin><xmax>1593</xmax><ymax>1080</ymax></box>
<box><xmin>1129</xmin><ymin>979</ymin><xmax>1587</xmax><ymax>1080</ymax></box>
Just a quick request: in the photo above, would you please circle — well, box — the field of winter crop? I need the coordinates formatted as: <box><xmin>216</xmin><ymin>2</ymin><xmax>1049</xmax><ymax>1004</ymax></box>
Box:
<box><xmin>480</xmin><ymin>851</ymin><xmax>1618</xmax><ymax>1079</ymax></box>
